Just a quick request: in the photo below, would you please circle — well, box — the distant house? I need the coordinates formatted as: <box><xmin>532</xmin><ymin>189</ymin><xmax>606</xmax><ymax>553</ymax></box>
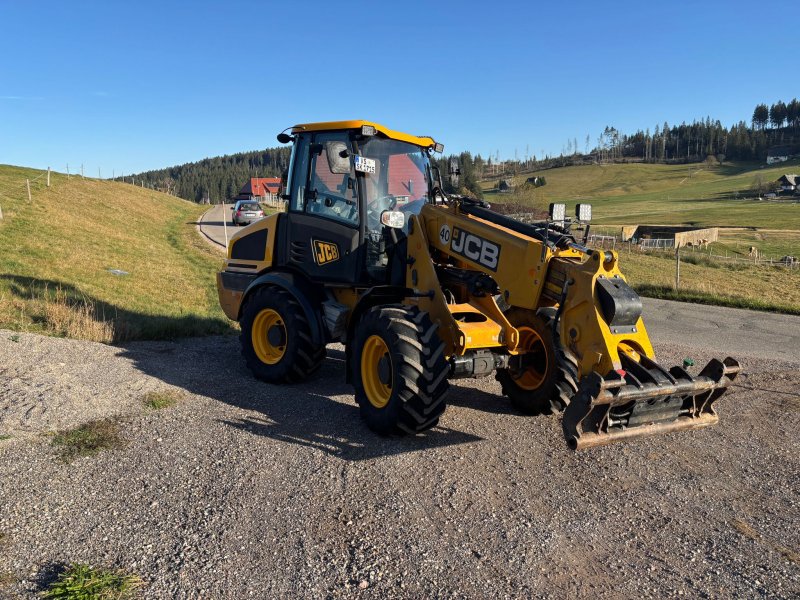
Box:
<box><xmin>777</xmin><ymin>174</ymin><xmax>798</xmax><ymax>192</ymax></box>
<box><xmin>766</xmin><ymin>145</ymin><xmax>794</xmax><ymax>165</ymax></box>
<box><xmin>236</xmin><ymin>177</ymin><xmax>281</xmax><ymax>201</ymax></box>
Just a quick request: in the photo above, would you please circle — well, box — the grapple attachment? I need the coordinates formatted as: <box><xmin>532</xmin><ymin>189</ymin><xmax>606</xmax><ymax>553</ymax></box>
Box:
<box><xmin>562</xmin><ymin>355</ymin><xmax>741</xmax><ymax>450</ymax></box>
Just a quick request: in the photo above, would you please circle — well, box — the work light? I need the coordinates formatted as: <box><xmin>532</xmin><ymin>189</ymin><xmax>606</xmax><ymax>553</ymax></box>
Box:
<box><xmin>549</xmin><ymin>203</ymin><xmax>566</xmax><ymax>222</ymax></box>
<box><xmin>380</xmin><ymin>210</ymin><xmax>405</xmax><ymax>229</ymax></box>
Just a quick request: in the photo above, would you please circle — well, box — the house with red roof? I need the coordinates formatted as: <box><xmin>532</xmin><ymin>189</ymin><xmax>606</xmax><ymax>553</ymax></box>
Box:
<box><xmin>236</xmin><ymin>177</ymin><xmax>282</xmax><ymax>201</ymax></box>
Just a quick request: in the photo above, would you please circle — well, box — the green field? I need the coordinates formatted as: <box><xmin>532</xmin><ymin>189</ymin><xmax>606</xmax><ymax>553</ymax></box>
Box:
<box><xmin>482</xmin><ymin>159</ymin><xmax>800</xmax><ymax>236</ymax></box>
<box><xmin>481</xmin><ymin>159</ymin><xmax>800</xmax><ymax>312</ymax></box>
<box><xmin>0</xmin><ymin>165</ymin><xmax>232</xmax><ymax>342</ymax></box>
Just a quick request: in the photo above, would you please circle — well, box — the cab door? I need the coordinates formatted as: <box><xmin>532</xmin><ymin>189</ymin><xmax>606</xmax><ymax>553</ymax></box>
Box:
<box><xmin>280</xmin><ymin>131</ymin><xmax>364</xmax><ymax>284</ymax></box>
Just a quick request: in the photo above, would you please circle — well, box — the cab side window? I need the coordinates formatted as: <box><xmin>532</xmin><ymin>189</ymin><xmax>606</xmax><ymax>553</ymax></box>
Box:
<box><xmin>289</xmin><ymin>134</ymin><xmax>310</xmax><ymax>213</ymax></box>
<box><xmin>306</xmin><ymin>133</ymin><xmax>359</xmax><ymax>226</ymax></box>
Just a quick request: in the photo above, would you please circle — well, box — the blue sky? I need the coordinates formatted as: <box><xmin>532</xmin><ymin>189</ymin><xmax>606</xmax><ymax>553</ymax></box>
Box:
<box><xmin>1</xmin><ymin>1</ymin><xmax>796</xmax><ymax>176</ymax></box>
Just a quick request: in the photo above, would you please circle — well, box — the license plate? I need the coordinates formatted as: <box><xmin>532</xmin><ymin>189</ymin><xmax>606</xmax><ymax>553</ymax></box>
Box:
<box><xmin>354</xmin><ymin>155</ymin><xmax>376</xmax><ymax>174</ymax></box>
<box><xmin>245</xmin><ymin>213</ymin><xmax>256</xmax><ymax>217</ymax></box>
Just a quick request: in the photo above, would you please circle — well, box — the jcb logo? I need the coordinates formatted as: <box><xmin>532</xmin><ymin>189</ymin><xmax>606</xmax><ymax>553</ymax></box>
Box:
<box><xmin>313</xmin><ymin>240</ymin><xmax>340</xmax><ymax>265</ymax></box>
<box><xmin>450</xmin><ymin>227</ymin><xmax>501</xmax><ymax>271</ymax></box>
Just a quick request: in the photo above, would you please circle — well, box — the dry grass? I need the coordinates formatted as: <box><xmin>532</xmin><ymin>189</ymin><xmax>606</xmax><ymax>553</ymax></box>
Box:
<box><xmin>4</xmin><ymin>284</ymin><xmax>120</xmax><ymax>343</ymax></box>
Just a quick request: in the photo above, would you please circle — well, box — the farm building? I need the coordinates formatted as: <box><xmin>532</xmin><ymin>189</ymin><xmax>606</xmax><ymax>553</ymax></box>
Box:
<box><xmin>236</xmin><ymin>177</ymin><xmax>281</xmax><ymax>201</ymax></box>
<box><xmin>777</xmin><ymin>174</ymin><xmax>798</xmax><ymax>192</ymax></box>
<box><xmin>620</xmin><ymin>225</ymin><xmax>719</xmax><ymax>248</ymax></box>
<box><xmin>766</xmin><ymin>145</ymin><xmax>794</xmax><ymax>165</ymax></box>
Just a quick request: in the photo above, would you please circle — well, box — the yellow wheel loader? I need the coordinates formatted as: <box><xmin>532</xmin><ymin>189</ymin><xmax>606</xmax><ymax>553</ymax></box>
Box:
<box><xmin>216</xmin><ymin>120</ymin><xmax>739</xmax><ymax>449</ymax></box>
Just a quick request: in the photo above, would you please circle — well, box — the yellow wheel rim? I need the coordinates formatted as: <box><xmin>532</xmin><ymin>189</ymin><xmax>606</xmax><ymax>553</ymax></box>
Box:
<box><xmin>513</xmin><ymin>326</ymin><xmax>549</xmax><ymax>390</ymax></box>
<box><xmin>361</xmin><ymin>335</ymin><xmax>393</xmax><ymax>408</ymax></box>
<box><xmin>252</xmin><ymin>308</ymin><xmax>287</xmax><ymax>365</ymax></box>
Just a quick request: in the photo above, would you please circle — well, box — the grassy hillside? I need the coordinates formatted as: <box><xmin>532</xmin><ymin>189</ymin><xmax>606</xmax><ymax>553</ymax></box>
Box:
<box><xmin>0</xmin><ymin>165</ymin><xmax>232</xmax><ymax>342</ymax></box>
<box><xmin>482</xmin><ymin>159</ymin><xmax>800</xmax><ymax>234</ymax></box>
<box><xmin>480</xmin><ymin>160</ymin><xmax>800</xmax><ymax>313</ymax></box>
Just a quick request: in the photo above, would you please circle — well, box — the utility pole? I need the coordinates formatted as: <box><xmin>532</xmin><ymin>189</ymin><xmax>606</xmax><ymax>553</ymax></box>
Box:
<box><xmin>81</xmin><ymin>164</ymin><xmax>84</xmax><ymax>179</ymax></box>
<box><xmin>67</xmin><ymin>164</ymin><xmax>70</xmax><ymax>179</ymax></box>
<box><xmin>47</xmin><ymin>167</ymin><xmax>50</xmax><ymax>187</ymax></box>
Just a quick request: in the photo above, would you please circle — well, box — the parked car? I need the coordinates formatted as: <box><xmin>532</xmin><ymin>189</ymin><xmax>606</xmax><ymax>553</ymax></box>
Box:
<box><xmin>231</xmin><ymin>201</ymin><xmax>265</xmax><ymax>226</ymax></box>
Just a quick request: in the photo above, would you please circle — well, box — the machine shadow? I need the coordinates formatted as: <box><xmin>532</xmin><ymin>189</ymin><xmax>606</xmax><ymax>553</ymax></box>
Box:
<box><xmin>0</xmin><ymin>274</ymin><xmax>231</xmax><ymax>341</ymax></box>
<box><xmin>118</xmin><ymin>342</ymin><xmax>487</xmax><ymax>462</ymax></box>
<box><xmin>192</xmin><ymin>219</ymin><xmax>233</xmax><ymax>227</ymax></box>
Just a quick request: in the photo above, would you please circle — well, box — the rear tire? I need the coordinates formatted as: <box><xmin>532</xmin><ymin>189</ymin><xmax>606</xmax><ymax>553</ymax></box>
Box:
<box><xmin>496</xmin><ymin>307</ymin><xmax>579</xmax><ymax>415</ymax></box>
<box><xmin>352</xmin><ymin>305</ymin><xmax>449</xmax><ymax>435</ymax></box>
<box><xmin>239</xmin><ymin>286</ymin><xmax>326</xmax><ymax>383</ymax></box>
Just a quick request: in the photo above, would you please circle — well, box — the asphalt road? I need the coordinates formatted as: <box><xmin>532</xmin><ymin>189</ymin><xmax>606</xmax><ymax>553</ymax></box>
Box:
<box><xmin>198</xmin><ymin>203</ymin><xmax>234</xmax><ymax>250</ymax></box>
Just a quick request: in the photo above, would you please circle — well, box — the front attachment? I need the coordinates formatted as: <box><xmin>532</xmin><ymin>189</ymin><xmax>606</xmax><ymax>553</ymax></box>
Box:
<box><xmin>562</xmin><ymin>355</ymin><xmax>741</xmax><ymax>450</ymax></box>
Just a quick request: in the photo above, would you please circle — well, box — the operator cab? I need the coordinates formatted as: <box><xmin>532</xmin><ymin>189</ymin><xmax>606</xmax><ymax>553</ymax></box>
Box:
<box><xmin>277</xmin><ymin>121</ymin><xmax>443</xmax><ymax>285</ymax></box>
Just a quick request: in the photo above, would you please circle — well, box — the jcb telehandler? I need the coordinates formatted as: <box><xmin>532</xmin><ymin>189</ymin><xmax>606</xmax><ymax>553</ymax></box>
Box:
<box><xmin>216</xmin><ymin>120</ymin><xmax>739</xmax><ymax>449</ymax></box>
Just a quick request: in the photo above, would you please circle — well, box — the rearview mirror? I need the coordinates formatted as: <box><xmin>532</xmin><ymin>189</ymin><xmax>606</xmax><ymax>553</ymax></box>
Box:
<box><xmin>431</xmin><ymin>166</ymin><xmax>444</xmax><ymax>190</ymax></box>
<box><xmin>277</xmin><ymin>132</ymin><xmax>293</xmax><ymax>144</ymax></box>
<box><xmin>325</xmin><ymin>141</ymin><xmax>350</xmax><ymax>174</ymax></box>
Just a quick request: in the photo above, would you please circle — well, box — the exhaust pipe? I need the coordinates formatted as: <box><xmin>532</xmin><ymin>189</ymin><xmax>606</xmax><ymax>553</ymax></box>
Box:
<box><xmin>562</xmin><ymin>356</ymin><xmax>741</xmax><ymax>450</ymax></box>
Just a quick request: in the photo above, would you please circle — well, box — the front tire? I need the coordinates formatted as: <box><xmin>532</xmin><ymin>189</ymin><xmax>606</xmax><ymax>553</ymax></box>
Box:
<box><xmin>496</xmin><ymin>308</ymin><xmax>578</xmax><ymax>415</ymax></box>
<box><xmin>352</xmin><ymin>305</ymin><xmax>449</xmax><ymax>435</ymax></box>
<box><xmin>239</xmin><ymin>286</ymin><xmax>325</xmax><ymax>383</ymax></box>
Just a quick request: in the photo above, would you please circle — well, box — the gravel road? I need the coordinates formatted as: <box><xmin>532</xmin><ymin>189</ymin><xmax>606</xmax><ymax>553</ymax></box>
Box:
<box><xmin>0</xmin><ymin>324</ymin><xmax>798</xmax><ymax>598</ymax></box>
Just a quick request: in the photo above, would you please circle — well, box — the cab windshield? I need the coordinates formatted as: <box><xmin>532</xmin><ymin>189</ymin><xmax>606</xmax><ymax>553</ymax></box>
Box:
<box><xmin>357</xmin><ymin>137</ymin><xmax>432</xmax><ymax>225</ymax></box>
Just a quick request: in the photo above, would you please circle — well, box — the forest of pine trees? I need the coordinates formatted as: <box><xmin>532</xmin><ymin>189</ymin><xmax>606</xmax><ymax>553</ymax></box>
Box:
<box><xmin>130</xmin><ymin>98</ymin><xmax>798</xmax><ymax>204</ymax></box>
<box><xmin>124</xmin><ymin>147</ymin><xmax>291</xmax><ymax>203</ymax></box>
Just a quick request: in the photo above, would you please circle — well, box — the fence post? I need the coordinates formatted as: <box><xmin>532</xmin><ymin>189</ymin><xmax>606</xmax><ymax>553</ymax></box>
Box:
<box><xmin>26</xmin><ymin>179</ymin><xmax>32</xmax><ymax>202</ymax></box>
<box><xmin>47</xmin><ymin>167</ymin><xmax>50</xmax><ymax>187</ymax></box>
<box><xmin>222</xmin><ymin>202</ymin><xmax>228</xmax><ymax>248</ymax></box>
<box><xmin>675</xmin><ymin>245</ymin><xmax>680</xmax><ymax>290</ymax></box>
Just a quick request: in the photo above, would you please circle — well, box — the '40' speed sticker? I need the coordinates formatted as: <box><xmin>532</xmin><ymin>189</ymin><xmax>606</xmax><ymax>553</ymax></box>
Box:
<box><xmin>353</xmin><ymin>155</ymin><xmax>376</xmax><ymax>174</ymax></box>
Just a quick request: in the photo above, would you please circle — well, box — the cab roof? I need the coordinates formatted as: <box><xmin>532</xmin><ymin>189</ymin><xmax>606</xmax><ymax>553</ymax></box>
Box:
<box><xmin>290</xmin><ymin>120</ymin><xmax>438</xmax><ymax>150</ymax></box>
